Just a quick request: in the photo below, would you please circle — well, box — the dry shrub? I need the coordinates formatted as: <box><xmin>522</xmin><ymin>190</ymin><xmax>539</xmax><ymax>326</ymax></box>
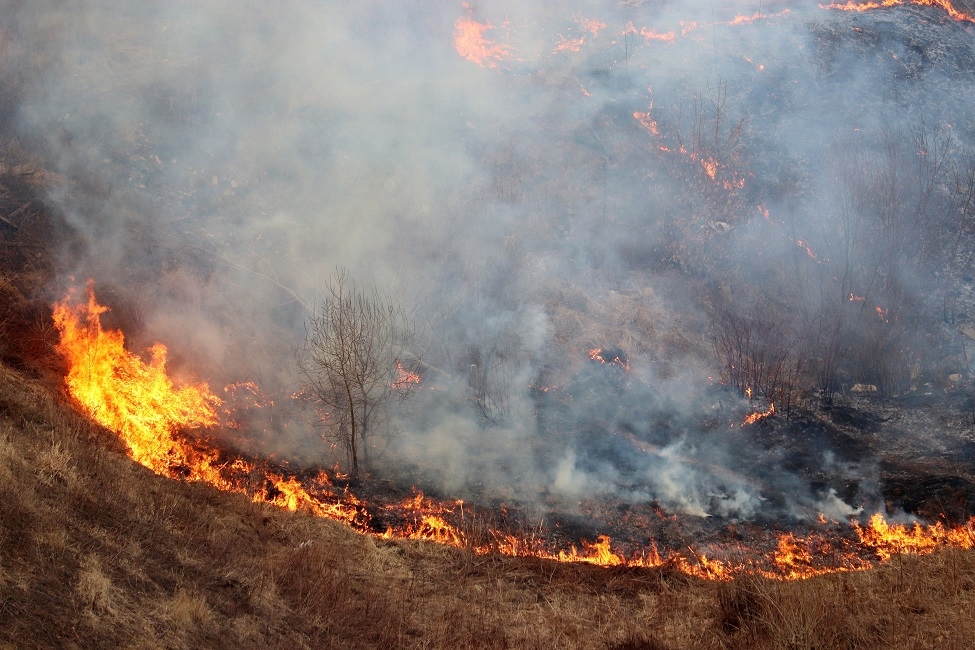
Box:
<box><xmin>607</xmin><ymin>637</ymin><xmax>670</xmax><ymax>650</ymax></box>
<box><xmin>270</xmin><ymin>532</ymin><xmax>407</xmax><ymax>647</ymax></box>
<box><xmin>77</xmin><ymin>555</ymin><xmax>117</xmax><ymax>617</ymax></box>
<box><xmin>715</xmin><ymin>574</ymin><xmax>765</xmax><ymax>638</ymax></box>
<box><xmin>274</xmin><ymin>539</ymin><xmax>348</xmax><ymax>618</ymax></box>
<box><xmin>0</xmin><ymin>472</ymin><xmax>36</xmax><ymax>557</ymax></box>
<box><xmin>715</xmin><ymin>573</ymin><xmax>892</xmax><ymax>650</ymax></box>
<box><xmin>38</xmin><ymin>437</ymin><xmax>77</xmax><ymax>486</ymax></box>
<box><xmin>3</xmin><ymin>345</ymin><xmax>975</xmax><ymax>649</ymax></box>
<box><xmin>164</xmin><ymin>589</ymin><xmax>214</xmax><ymax>630</ymax></box>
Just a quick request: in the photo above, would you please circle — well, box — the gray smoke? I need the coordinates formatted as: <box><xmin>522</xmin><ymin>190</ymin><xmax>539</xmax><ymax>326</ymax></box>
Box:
<box><xmin>4</xmin><ymin>0</ymin><xmax>974</xmax><ymax>522</ymax></box>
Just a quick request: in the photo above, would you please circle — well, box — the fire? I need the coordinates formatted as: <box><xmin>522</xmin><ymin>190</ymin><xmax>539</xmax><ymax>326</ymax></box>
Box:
<box><xmin>701</xmin><ymin>157</ymin><xmax>718</xmax><ymax>180</ymax></box>
<box><xmin>729</xmin><ymin>10</ymin><xmax>791</xmax><ymax>26</ymax></box>
<box><xmin>553</xmin><ymin>35</ymin><xmax>587</xmax><ymax>54</ymax></box>
<box><xmin>53</xmin><ymin>283</ymin><xmax>221</xmax><ymax>475</ymax></box>
<box><xmin>821</xmin><ymin>0</ymin><xmax>975</xmax><ymax>23</ymax></box>
<box><xmin>53</xmin><ymin>283</ymin><xmax>370</xmax><ymax>529</ymax></box>
<box><xmin>454</xmin><ymin>8</ymin><xmax>511</xmax><ymax>68</ymax></box>
<box><xmin>633</xmin><ymin>91</ymin><xmax>661</xmax><ymax>137</ymax></box>
<box><xmin>553</xmin><ymin>16</ymin><xmax>605</xmax><ymax>53</ymax></box>
<box><xmin>742</xmin><ymin>402</ymin><xmax>775</xmax><ymax>425</ymax></box>
<box><xmin>392</xmin><ymin>360</ymin><xmax>421</xmax><ymax>389</ymax></box>
<box><xmin>51</xmin><ymin>284</ymin><xmax>975</xmax><ymax>582</ymax></box>
<box><xmin>795</xmin><ymin>239</ymin><xmax>818</xmax><ymax>260</ymax></box>
<box><xmin>854</xmin><ymin>513</ymin><xmax>975</xmax><ymax>561</ymax></box>
<box><xmin>631</xmin><ymin>95</ymin><xmax>745</xmax><ymax>193</ymax></box>
<box><xmin>558</xmin><ymin>535</ymin><xmax>624</xmax><ymax>566</ymax></box>
<box><xmin>633</xmin><ymin>111</ymin><xmax>660</xmax><ymax>136</ymax></box>
<box><xmin>623</xmin><ymin>21</ymin><xmax>676</xmax><ymax>44</ymax></box>
<box><xmin>774</xmin><ymin>533</ymin><xmax>813</xmax><ymax>568</ymax></box>
<box><xmin>588</xmin><ymin>348</ymin><xmax>630</xmax><ymax>371</ymax></box>
<box><xmin>675</xmin><ymin>553</ymin><xmax>733</xmax><ymax>581</ymax></box>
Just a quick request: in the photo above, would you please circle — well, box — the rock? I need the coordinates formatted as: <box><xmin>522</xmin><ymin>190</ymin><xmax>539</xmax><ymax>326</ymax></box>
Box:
<box><xmin>948</xmin><ymin>373</ymin><xmax>963</xmax><ymax>383</ymax></box>
<box><xmin>962</xmin><ymin>326</ymin><xmax>975</xmax><ymax>341</ymax></box>
<box><xmin>851</xmin><ymin>383</ymin><xmax>878</xmax><ymax>393</ymax></box>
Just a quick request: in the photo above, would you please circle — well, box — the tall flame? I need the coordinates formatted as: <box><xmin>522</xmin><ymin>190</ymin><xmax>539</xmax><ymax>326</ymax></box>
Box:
<box><xmin>52</xmin><ymin>283</ymin><xmax>368</xmax><ymax>527</ymax></box>
<box><xmin>53</xmin><ymin>283</ymin><xmax>221</xmax><ymax>474</ymax></box>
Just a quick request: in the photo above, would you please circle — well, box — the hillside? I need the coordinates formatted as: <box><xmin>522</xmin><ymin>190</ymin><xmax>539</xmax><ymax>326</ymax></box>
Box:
<box><xmin>0</xmin><ymin>358</ymin><xmax>973</xmax><ymax>649</ymax></box>
<box><xmin>5</xmin><ymin>2</ymin><xmax>975</xmax><ymax>647</ymax></box>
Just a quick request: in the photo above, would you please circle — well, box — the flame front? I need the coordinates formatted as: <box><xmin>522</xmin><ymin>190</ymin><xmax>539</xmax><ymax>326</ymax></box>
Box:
<box><xmin>855</xmin><ymin>513</ymin><xmax>975</xmax><ymax>561</ymax></box>
<box><xmin>52</xmin><ymin>284</ymin><xmax>369</xmax><ymax>528</ymax></box>
<box><xmin>743</xmin><ymin>402</ymin><xmax>775</xmax><ymax>425</ymax></box>
<box><xmin>821</xmin><ymin>0</ymin><xmax>975</xmax><ymax>22</ymax></box>
<box><xmin>53</xmin><ymin>284</ymin><xmax>221</xmax><ymax>474</ymax></box>
<box><xmin>51</xmin><ymin>285</ymin><xmax>975</xmax><ymax>581</ymax></box>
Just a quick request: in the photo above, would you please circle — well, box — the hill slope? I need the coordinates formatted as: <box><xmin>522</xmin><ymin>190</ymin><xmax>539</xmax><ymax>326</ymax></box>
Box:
<box><xmin>1</xmin><ymin>360</ymin><xmax>974</xmax><ymax>649</ymax></box>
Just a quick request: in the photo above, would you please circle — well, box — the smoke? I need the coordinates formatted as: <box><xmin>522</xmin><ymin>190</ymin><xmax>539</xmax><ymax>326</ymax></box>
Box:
<box><xmin>4</xmin><ymin>0</ymin><xmax>975</xmax><ymax>522</ymax></box>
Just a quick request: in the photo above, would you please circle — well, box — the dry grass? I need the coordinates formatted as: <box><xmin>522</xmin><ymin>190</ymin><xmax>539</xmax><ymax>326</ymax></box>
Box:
<box><xmin>0</xmin><ymin>359</ymin><xmax>974</xmax><ymax>649</ymax></box>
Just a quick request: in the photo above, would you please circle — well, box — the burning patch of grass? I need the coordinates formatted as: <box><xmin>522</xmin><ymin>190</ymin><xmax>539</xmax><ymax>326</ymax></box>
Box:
<box><xmin>1</xmin><ymin>357</ymin><xmax>975</xmax><ymax>648</ymax></box>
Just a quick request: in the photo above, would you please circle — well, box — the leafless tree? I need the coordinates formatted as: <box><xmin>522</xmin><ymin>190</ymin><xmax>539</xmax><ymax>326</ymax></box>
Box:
<box><xmin>468</xmin><ymin>344</ymin><xmax>516</xmax><ymax>426</ymax></box>
<box><xmin>711</xmin><ymin>299</ymin><xmax>796</xmax><ymax>405</ymax></box>
<box><xmin>296</xmin><ymin>268</ymin><xmax>420</xmax><ymax>480</ymax></box>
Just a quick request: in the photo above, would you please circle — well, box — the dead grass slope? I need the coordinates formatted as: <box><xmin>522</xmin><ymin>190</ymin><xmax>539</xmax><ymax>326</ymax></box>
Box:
<box><xmin>0</xmin><ymin>363</ymin><xmax>975</xmax><ymax>649</ymax></box>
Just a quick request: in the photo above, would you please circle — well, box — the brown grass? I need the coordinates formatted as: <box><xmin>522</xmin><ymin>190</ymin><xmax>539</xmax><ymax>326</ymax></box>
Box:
<box><xmin>1</xmin><ymin>360</ymin><xmax>975</xmax><ymax>649</ymax></box>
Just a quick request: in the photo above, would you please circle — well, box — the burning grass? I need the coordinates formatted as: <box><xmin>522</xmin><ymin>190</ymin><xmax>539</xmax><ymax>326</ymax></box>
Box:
<box><xmin>42</xmin><ymin>283</ymin><xmax>975</xmax><ymax>585</ymax></box>
<box><xmin>1</xmin><ymin>358</ymin><xmax>975</xmax><ymax>648</ymax></box>
<box><xmin>6</xmin><ymin>3</ymin><xmax>975</xmax><ymax>644</ymax></box>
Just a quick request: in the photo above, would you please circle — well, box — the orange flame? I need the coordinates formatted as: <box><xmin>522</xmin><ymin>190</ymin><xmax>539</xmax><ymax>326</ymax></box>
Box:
<box><xmin>854</xmin><ymin>513</ymin><xmax>975</xmax><ymax>561</ymax></box>
<box><xmin>743</xmin><ymin>402</ymin><xmax>775</xmax><ymax>425</ymax></box>
<box><xmin>553</xmin><ymin>16</ymin><xmax>606</xmax><ymax>53</ymax></box>
<box><xmin>796</xmin><ymin>239</ymin><xmax>818</xmax><ymax>260</ymax></box>
<box><xmin>623</xmin><ymin>21</ymin><xmax>676</xmax><ymax>43</ymax></box>
<box><xmin>53</xmin><ymin>283</ymin><xmax>221</xmax><ymax>475</ymax></box>
<box><xmin>53</xmin><ymin>283</ymin><xmax>368</xmax><ymax>528</ymax></box>
<box><xmin>588</xmin><ymin>348</ymin><xmax>630</xmax><ymax>371</ymax></box>
<box><xmin>633</xmin><ymin>111</ymin><xmax>660</xmax><ymax>136</ymax></box>
<box><xmin>52</xmin><ymin>285</ymin><xmax>975</xmax><ymax>581</ymax></box>
<box><xmin>728</xmin><ymin>10</ymin><xmax>791</xmax><ymax>25</ymax></box>
<box><xmin>701</xmin><ymin>157</ymin><xmax>718</xmax><ymax>180</ymax></box>
<box><xmin>454</xmin><ymin>9</ymin><xmax>511</xmax><ymax>68</ymax></box>
<box><xmin>392</xmin><ymin>360</ymin><xmax>421</xmax><ymax>389</ymax></box>
<box><xmin>821</xmin><ymin>0</ymin><xmax>975</xmax><ymax>22</ymax></box>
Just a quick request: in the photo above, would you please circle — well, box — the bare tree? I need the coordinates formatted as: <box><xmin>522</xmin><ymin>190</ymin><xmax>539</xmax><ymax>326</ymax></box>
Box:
<box><xmin>711</xmin><ymin>298</ymin><xmax>797</xmax><ymax>405</ymax></box>
<box><xmin>296</xmin><ymin>268</ymin><xmax>420</xmax><ymax>480</ymax></box>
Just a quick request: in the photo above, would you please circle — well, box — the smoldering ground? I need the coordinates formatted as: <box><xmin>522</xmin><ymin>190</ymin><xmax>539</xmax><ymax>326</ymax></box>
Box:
<box><xmin>4</xmin><ymin>0</ymin><xmax>975</xmax><ymax>523</ymax></box>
